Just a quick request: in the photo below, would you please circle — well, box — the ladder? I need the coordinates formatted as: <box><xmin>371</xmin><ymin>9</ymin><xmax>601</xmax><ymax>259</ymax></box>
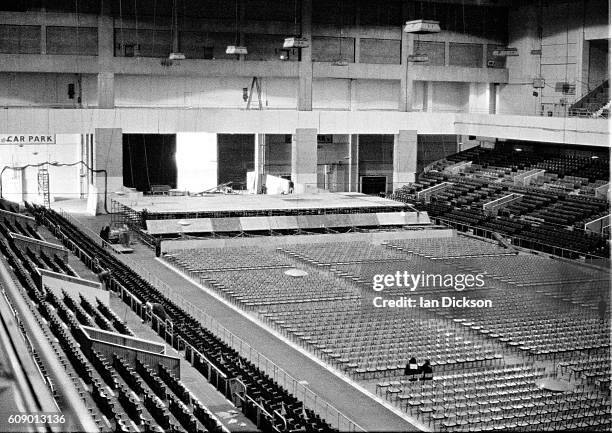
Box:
<box><xmin>246</xmin><ymin>76</ymin><xmax>263</xmax><ymax>110</ymax></box>
<box><xmin>37</xmin><ymin>169</ymin><xmax>50</xmax><ymax>207</ymax></box>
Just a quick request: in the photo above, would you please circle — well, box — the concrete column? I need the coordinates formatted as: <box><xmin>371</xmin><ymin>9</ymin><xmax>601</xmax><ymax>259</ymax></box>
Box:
<box><xmin>40</xmin><ymin>24</ymin><xmax>46</xmax><ymax>54</ymax></box>
<box><xmin>425</xmin><ymin>81</ymin><xmax>433</xmax><ymax>112</ymax></box>
<box><xmin>239</xmin><ymin>0</ymin><xmax>246</xmax><ymax>62</ymax></box>
<box><xmin>489</xmin><ymin>83</ymin><xmax>497</xmax><ymax>114</ymax></box>
<box><xmin>444</xmin><ymin>41</ymin><xmax>450</xmax><ymax>66</ymax></box>
<box><xmin>94</xmin><ymin>128</ymin><xmax>122</xmax><ymax>213</ymax></box>
<box><xmin>349</xmin><ymin>79</ymin><xmax>358</xmax><ymax>111</ymax></box>
<box><xmin>348</xmin><ymin>134</ymin><xmax>359</xmax><ymax>192</ymax></box>
<box><xmin>97</xmin><ymin>73</ymin><xmax>115</xmax><ymax>109</ymax></box>
<box><xmin>354</xmin><ymin>1</ymin><xmax>361</xmax><ymax>63</ymax></box>
<box><xmin>254</xmin><ymin>134</ymin><xmax>266</xmax><ymax>193</ymax></box>
<box><xmin>292</xmin><ymin>128</ymin><xmax>317</xmax><ymax>193</ymax></box>
<box><xmin>392</xmin><ymin>130</ymin><xmax>417</xmax><ymax>189</ymax></box>
<box><xmin>298</xmin><ymin>0</ymin><xmax>313</xmax><ymax>111</ymax></box>
<box><xmin>482</xmin><ymin>43</ymin><xmax>488</xmax><ymax>68</ymax></box>
<box><xmin>98</xmin><ymin>9</ymin><xmax>115</xmax><ymax>108</ymax></box>
<box><xmin>576</xmin><ymin>38</ymin><xmax>589</xmax><ymax>97</ymax></box>
<box><xmin>398</xmin><ymin>2</ymin><xmax>411</xmax><ymax>111</ymax></box>
<box><xmin>469</xmin><ymin>83</ymin><xmax>492</xmax><ymax>114</ymax></box>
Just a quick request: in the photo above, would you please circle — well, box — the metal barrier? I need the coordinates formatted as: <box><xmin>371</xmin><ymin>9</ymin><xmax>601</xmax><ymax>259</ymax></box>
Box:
<box><xmin>433</xmin><ymin>216</ymin><xmax>609</xmax><ymax>263</ymax></box>
<box><xmin>60</xmin><ymin>210</ymin><xmax>365</xmax><ymax>432</ymax></box>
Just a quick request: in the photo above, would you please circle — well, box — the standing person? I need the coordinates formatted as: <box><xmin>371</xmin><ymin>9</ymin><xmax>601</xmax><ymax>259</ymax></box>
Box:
<box><xmin>100</xmin><ymin>225</ymin><xmax>110</xmax><ymax>243</ymax></box>
<box><xmin>598</xmin><ymin>294</ymin><xmax>608</xmax><ymax>323</ymax></box>
<box><xmin>97</xmin><ymin>269</ymin><xmax>111</xmax><ymax>291</ymax></box>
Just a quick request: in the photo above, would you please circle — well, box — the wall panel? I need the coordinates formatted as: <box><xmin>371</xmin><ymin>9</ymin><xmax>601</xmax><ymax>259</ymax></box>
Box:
<box><xmin>47</xmin><ymin>26</ymin><xmax>97</xmax><ymax>56</ymax></box>
<box><xmin>0</xmin><ymin>24</ymin><xmax>40</xmax><ymax>54</ymax></box>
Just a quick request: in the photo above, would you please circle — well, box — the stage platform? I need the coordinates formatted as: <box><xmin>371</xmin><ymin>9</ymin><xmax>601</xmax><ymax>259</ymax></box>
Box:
<box><xmin>112</xmin><ymin>192</ymin><xmax>406</xmax><ymax>218</ymax></box>
<box><xmin>110</xmin><ymin>192</ymin><xmax>429</xmax><ymax>237</ymax></box>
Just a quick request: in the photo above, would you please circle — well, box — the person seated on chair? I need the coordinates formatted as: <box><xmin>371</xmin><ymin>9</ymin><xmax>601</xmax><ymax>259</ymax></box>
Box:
<box><xmin>404</xmin><ymin>356</ymin><xmax>420</xmax><ymax>380</ymax></box>
<box><xmin>420</xmin><ymin>359</ymin><xmax>434</xmax><ymax>380</ymax></box>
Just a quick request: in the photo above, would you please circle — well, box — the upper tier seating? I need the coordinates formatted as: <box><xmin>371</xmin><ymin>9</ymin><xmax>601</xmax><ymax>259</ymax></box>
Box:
<box><xmin>390</xmin><ymin>147</ymin><xmax>610</xmax><ymax>258</ymax></box>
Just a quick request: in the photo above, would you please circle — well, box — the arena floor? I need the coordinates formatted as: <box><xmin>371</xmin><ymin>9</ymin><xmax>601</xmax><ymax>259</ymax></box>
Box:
<box><xmin>67</xmin><ymin>205</ymin><xmax>611</xmax><ymax>432</ymax></box>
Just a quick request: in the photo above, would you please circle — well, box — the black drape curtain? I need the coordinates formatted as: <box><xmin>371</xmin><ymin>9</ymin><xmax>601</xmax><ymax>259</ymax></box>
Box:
<box><xmin>123</xmin><ymin>134</ymin><xmax>177</xmax><ymax>192</ymax></box>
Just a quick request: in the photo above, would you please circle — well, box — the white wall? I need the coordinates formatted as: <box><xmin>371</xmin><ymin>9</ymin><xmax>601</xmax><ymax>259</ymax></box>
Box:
<box><xmin>468</xmin><ymin>83</ymin><xmax>490</xmax><ymax>114</ymax></box>
<box><xmin>115</xmin><ymin>75</ymin><xmax>298</xmax><ymax>109</ymax></box>
<box><xmin>499</xmin><ymin>0</ymin><xmax>609</xmax><ymax>116</ymax></box>
<box><xmin>81</xmin><ymin>74</ymin><xmax>98</xmax><ymax>107</ymax></box>
<box><xmin>0</xmin><ymin>134</ymin><xmax>81</xmax><ymax>203</ymax></box>
<box><xmin>432</xmin><ymin>82</ymin><xmax>469</xmax><ymax>113</ymax></box>
<box><xmin>312</xmin><ymin>78</ymin><xmax>350</xmax><ymax>110</ymax></box>
<box><xmin>175</xmin><ymin>133</ymin><xmax>218</xmax><ymax>192</ymax></box>
<box><xmin>0</xmin><ymin>73</ymin><xmax>88</xmax><ymax>107</ymax></box>
<box><xmin>354</xmin><ymin>80</ymin><xmax>399</xmax><ymax>111</ymax></box>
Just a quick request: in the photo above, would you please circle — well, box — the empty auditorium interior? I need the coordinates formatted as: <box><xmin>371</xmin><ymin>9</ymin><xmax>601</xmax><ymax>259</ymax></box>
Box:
<box><xmin>0</xmin><ymin>0</ymin><xmax>610</xmax><ymax>432</ymax></box>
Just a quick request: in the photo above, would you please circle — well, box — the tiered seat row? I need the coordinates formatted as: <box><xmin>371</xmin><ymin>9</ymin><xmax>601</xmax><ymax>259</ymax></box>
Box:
<box><xmin>391</xmin><ymin>148</ymin><xmax>610</xmax><ymax>258</ymax></box>
<box><xmin>432</xmin><ymin>289</ymin><xmax>609</xmax><ymax>357</ymax></box>
<box><xmin>384</xmin><ymin>364</ymin><xmax>611</xmax><ymax>431</ymax></box>
<box><xmin>0</xmin><ymin>209</ymin><xmax>238</xmax><ymax>433</ymax></box>
<box><xmin>160</xmin><ymin>227</ymin><xmax>611</xmax><ymax>431</ymax></box>
<box><xmin>199</xmin><ymin>268</ymin><xmax>360</xmax><ymax>308</ymax></box>
<box><xmin>557</xmin><ymin>351</ymin><xmax>611</xmax><ymax>389</ymax></box>
<box><xmin>32</xmin><ymin>204</ymin><xmax>337</xmax><ymax>432</ymax></box>
<box><xmin>446</xmin><ymin>255</ymin><xmax>601</xmax><ymax>285</ymax></box>
<box><xmin>384</xmin><ymin>237</ymin><xmax>513</xmax><ymax>259</ymax></box>
<box><xmin>165</xmin><ymin>246</ymin><xmax>293</xmax><ymax>272</ymax></box>
<box><xmin>261</xmin><ymin>299</ymin><xmax>501</xmax><ymax>377</ymax></box>
<box><xmin>277</xmin><ymin>242</ymin><xmax>407</xmax><ymax>265</ymax></box>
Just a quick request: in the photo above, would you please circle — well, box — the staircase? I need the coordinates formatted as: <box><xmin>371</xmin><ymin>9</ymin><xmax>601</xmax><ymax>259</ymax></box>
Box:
<box><xmin>37</xmin><ymin>169</ymin><xmax>50</xmax><ymax>207</ymax></box>
<box><xmin>569</xmin><ymin>79</ymin><xmax>610</xmax><ymax>117</ymax></box>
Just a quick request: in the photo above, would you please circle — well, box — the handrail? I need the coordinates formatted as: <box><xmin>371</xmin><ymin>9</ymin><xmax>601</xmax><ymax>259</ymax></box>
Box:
<box><xmin>60</xmin><ymin>209</ymin><xmax>365</xmax><ymax>432</ymax></box>
<box><xmin>569</xmin><ymin>79</ymin><xmax>609</xmax><ymax>111</ymax></box>
<box><xmin>1</xmin><ymin>288</ymin><xmax>58</xmax><ymax>409</ymax></box>
<box><xmin>0</xmin><ymin>256</ymin><xmax>98</xmax><ymax>432</ymax></box>
<box><xmin>433</xmin><ymin>216</ymin><xmax>609</xmax><ymax>263</ymax></box>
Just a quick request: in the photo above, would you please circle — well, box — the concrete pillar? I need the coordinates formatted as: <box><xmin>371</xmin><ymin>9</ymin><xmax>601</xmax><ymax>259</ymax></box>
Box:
<box><xmin>576</xmin><ymin>38</ymin><xmax>589</xmax><ymax>97</ymax></box>
<box><xmin>354</xmin><ymin>1</ymin><xmax>361</xmax><ymax>63</ymax></box>
<box><xmin>399</xmin><ymin>2</ymin><xmax>412</xmax><ymax>111</ymax></box>
<box><xmin>298</xmin><ymin>0</ymin><xmax>313</xmax><ymax>111</ymax></box>
<box><xmin>239</xmin><ymin>0</ymin><xmax>246</xmax><ymax>62</ymax></box>
<box><xmin>292</xmin><ymin>128</ymin><xmax>317</xmax><ymax>193</ymax></box>
<box><xmin>40</xmin><ymin>22</ymin><xmax>46</xmax><ymax>54</ymax></box>
<box><xmin>254</xmin><ymin>134</ymin><xmax>266</xmax><ymax>193</ymax></box>
<box><xmin>97</xmin><ymin>73</ymin><xmax>115</xmax><ymax>109</ymax></box>
<box><xmin>469</xmin><ymin>83</ymin><xmax>492</xmax><ymax>114</ymax></box>
<box><xmin>349</xmin><ymin>79</ymin><xmax>358</xmax><ymax>111</ymax></box>
<box><xmin>489</xmin><ymin>83</ymin><xmax>497</xmax><ymax>114</ymax></box>
<box><xmin>98</xmin><ymin>9</ymin><xmax>115</xmax><ymax>108</ymax></box>
<box><xmin>444</xmin><ymin>41</ymin><xmax>450</xmax><ymax>66</ymax></box>
<box><xmin>94</xmin><ymin>128</ymin><xmax>122</xmax><ymax>213</ymax></box>
<box><xmin>425</xmin><ymin>81</ymin><xmax>433</xmax><ymax>112</ymax></box>
<box><xmin>482</xmin><ymin>44</ymin><xmax>488</xmax><ymax>68</ymax></box>
<box><xmin>348</xmin><ymin>134</ymin><xmax>359</xmax><ymax>192</ymax></box>
<box><xmin>392</xmin><ymin>130</ymin><xmax>417</xmax><ymax>190</ymax></box>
